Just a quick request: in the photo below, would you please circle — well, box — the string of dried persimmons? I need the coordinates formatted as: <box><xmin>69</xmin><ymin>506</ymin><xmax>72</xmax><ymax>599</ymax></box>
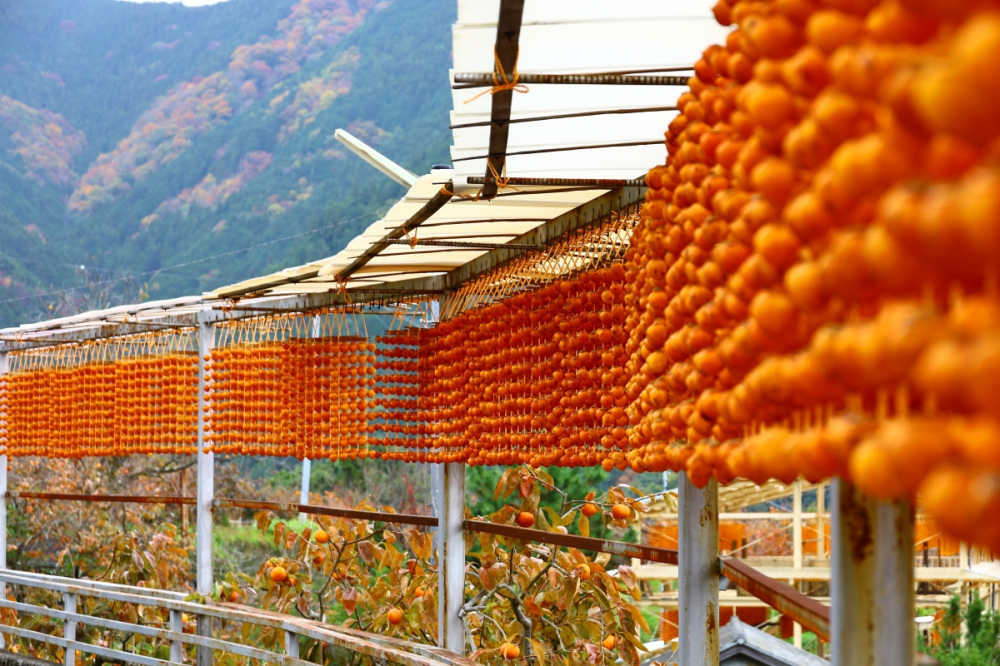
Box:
<box><xmin>2</xmin><ymin>331</ymin><xmax>198</xmax><ymax>458</ymax></box>
<box><xmin>623</xmin><ymin>0</ymin><xmax>1000</xmax><ymax>552</ymax></box>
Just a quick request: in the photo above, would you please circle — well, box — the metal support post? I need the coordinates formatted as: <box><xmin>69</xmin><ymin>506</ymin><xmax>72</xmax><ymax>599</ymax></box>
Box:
<box><xmin>874</xmin><ymin>499</ymin><xmax>914</xmax><ymax>666</ymax></box>
<box><xmin>169</xmin><ymin>609</ymin><xmax>183</xmax><ymax>663</ymax></box>
<box><xmin>435</xmin><ymin>462</ymin><xmax>465</xmax><ymax>654</ymax></box>
<box><xmin>196</xmin><ymin>320</ymin><xmax>215</xmax><ymax>666</ymax></box>
<box><xmin>678</xmin><ymin>474</ymin><xmax>719</xmax><ymax>666</ymax></box>
<box><xmin>831</xmin><ymin>479</ymin><xmax>875</xmax><ymax>666</ymax></box>
<box><xmin>63</xmin><ymin>592</ymin><xmax>77</xmax><ymax>666</ymax></box>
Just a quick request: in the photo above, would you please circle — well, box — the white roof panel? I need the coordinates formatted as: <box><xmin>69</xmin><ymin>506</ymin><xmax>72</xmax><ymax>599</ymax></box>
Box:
<box><xmin>449</xmin><ymin>0</ymin><xmax>726</xmax><ymax>186</ymax></box>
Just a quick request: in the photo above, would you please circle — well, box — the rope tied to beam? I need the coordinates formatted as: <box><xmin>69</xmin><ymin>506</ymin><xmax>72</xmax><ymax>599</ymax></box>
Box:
<box><xmin>486</xmin><ymin>158</ymin><xmax>518</xmax><ymax>192</ymax></box>
<box><xmin>441</xmin><ymin>159</ymin><xmax>517</xmax><ymax>201</ymax></box>
<box><xmin>463</xmin><ymin>46</ymin><xmax>529</xmax><ymax>104</ymax></box>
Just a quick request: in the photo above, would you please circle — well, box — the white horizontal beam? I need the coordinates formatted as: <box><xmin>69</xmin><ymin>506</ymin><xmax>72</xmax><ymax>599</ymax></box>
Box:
<box><xmin>335</xmin><ymin>129</ymin><xmax>417</xmax><ymax>189</ymax></box>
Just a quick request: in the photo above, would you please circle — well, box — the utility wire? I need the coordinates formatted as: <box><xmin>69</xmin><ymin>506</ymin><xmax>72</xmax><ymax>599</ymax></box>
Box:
<box><xmin>0</xmin><ymin>212</ymin><xmax>379</xmax><ymax>306</ymax></box>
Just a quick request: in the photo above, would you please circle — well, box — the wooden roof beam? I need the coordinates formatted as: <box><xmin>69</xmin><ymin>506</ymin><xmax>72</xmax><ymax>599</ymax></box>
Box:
<box><xmin>479</xmin><ymin>0</ymin><xmax>524</xmax><ymax>200</ymax></box>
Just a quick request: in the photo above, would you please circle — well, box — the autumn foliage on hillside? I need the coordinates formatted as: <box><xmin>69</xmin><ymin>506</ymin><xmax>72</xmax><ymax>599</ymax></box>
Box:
<box><xmin>149</xmin><ymin>150</ymin><xmax>274</xmax><ymax>222</ymax></box>
<box><xmin>67</xmin><ymin>0</ymin><xmax>374</xmax><ymax>215</ymax></box>
<box><xmin>0</xmin><ymin>95</ymin><xmax>86</xmax><ymax>187</ymax></box>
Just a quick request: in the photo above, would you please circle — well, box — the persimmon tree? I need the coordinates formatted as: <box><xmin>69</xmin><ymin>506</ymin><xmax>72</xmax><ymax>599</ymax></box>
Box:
<box><xmin>218</xmin><ymin>499</ymin><xmax>437</xmax><ymax>663</ymax></box>
<box><xmin>241</xmin><ymin>465</ymin><xmax>662</xmax><ymax>665</ymax></box>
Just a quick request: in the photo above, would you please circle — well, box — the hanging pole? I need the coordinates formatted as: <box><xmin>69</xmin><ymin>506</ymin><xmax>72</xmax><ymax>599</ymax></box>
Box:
<box><xmin>830</xmin><ymin>479</ymin><xmax>876</xmax><ymax>666</ymax></box>
<box><xmin>874</xmin><ymin>499</ymin><xmax>915</xmax><ymax>666</ymax></box>
<box><xmin>449</xmin><ymin>105</ymin><xmax>677</xmax><ymax>130</ymax></box>
<box><xmin>452</xmin><ymin>72</ymin><xmax>690</xmax><ymax>88</ymax></box>
<box><xmin>195</xmin><ymin>320</ymin><xmax>215</xmax><ymax>666</ymax></box>
<box><xmin>678</xmin><ymin>474</ymin><xmax>719</xmax><ymax>666</ymax></box>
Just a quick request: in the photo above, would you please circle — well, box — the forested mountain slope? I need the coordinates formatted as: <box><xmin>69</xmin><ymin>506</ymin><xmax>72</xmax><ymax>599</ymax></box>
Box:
<box><xmin>0</xmin><ymin>0</ymin><xmax>455</xmax><ymax>326</ymax></box>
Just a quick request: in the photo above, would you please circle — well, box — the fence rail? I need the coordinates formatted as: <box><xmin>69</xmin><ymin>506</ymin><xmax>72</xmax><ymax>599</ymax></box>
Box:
<box><xmin>0</xmin><ymin>570</ymin><xmax>474</xmax><ymax>666</ymax></box>
<box><xmin>0</xmin><ymin>492</ymin><xmax>830</xmax><ymax>666</ymax></box>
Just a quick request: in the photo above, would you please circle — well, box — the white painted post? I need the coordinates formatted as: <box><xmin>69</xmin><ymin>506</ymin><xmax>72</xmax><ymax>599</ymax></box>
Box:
<box><xmin>792</xmin><ymin>479</ymin><xmax>803</xmax><ymax>648</ymax></box>
<box><xmin>831</xmin><ymin>479</ymin><xmax>875</xmax><ymax>666</ymax></box>
<box><xmin>299</xmin><ymin>459</ymin><xmax>311</xmax><ymax>518</ymax></box>
<box><xmin>678</xmin><ymin>473</ymin><xmax>719</xmax><ymax>666</ymax></box>
<box><xmin>298</xmin><ymin>317</ymin><xmax>321</xmax><ymax>522</ymax></box>
<box><xmin>196</xmin><ymin>320</ymin><xmax>215</xmax><ymax>666</ymax></box>
<box><xmin>169</xmin><ymin>609</ymin><xmax>183</xmax><ymax>663</ymax></box>
<box><xmin>817</xmin><ymin>481</ymin><xmax>826</xmax><ymax>559</ymax></box>
<box><xmin>285</xmin><ymin>630</ymin><xmax>299</xmax><ymax>658</ymax></box>
<box><xmin>435</xmin><ymin>462</ymin><xmax>465</xmax><ymax>654</ymax></box>
<box><xmin>63</xmin><ymin>592</ymin><xmax>77</xmax><ymax>666</ymax></box>
<box><xmin>874</xmin><ymin>499</ymin><xmax>914</xmax><ymax>666</ymax></box>
<box><xmin>431</xmin><ymin>461</ymin><xmax>443</xmax><ymax>630</ymax></box>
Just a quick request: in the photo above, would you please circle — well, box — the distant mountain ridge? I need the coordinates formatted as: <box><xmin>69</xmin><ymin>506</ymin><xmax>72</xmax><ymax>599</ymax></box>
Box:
<box><xmin>0</xmin><ymin>0</ymin><xmax>455</xmax><ymax>326</ymax></box>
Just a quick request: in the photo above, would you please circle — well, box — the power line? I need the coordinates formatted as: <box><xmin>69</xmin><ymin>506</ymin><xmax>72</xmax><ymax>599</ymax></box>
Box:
<box><xmin>0</xmin><ymin>212</ymin><xmax>379</xmax><ymax>306</ymax></box>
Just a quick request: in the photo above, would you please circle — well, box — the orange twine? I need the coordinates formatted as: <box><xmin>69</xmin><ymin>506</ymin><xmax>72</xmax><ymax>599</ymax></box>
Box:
<box><xmin>441</xmin><ymin>159</ymin><xmax>516</xmax><ymax>200</ymax></box>
<box><xmin>464</xmin><ymin>47</ymin><xmax>529</xmax><ymax>104</ymax></box>
<box><xmin>336</xmin><ymin>279</ymin><xmax>352</xmax><ymax>303</ymax></box>
<box><xmin>487</xmin><ymin>158</ymin><xmax>517</xmax><ymax>192</ymax></box>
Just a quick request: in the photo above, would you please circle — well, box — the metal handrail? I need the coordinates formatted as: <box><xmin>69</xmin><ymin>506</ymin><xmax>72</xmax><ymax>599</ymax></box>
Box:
<box><xmin>719</xmin><ymin>558</ymin><xmax>831</xmax><ymax>640</ymax></box>
<box><xmin>0</xmin><ymin>570</ymin><xmax>474</xmax><ymax>666</ymax></box>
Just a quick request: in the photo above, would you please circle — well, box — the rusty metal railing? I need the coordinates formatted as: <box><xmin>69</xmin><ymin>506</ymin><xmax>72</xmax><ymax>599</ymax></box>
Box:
<box><xmin>8</xmin><ymin>492</ymin><xmax>196</xmax><ymax>505</ymax></box>
<box><xmin>213</xmin><ymin>498</ymin><xmax>438</xmax><ymax>527</ymax></box>
<box><xmin>719</xmin><ymin>557</ymin><xmax>831</xmax><ymax>640</ymax></box>
<box><xmin>465</xmin><ymin>519</ymin><xmax>678</xmax><ymax>564</ymax></box>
